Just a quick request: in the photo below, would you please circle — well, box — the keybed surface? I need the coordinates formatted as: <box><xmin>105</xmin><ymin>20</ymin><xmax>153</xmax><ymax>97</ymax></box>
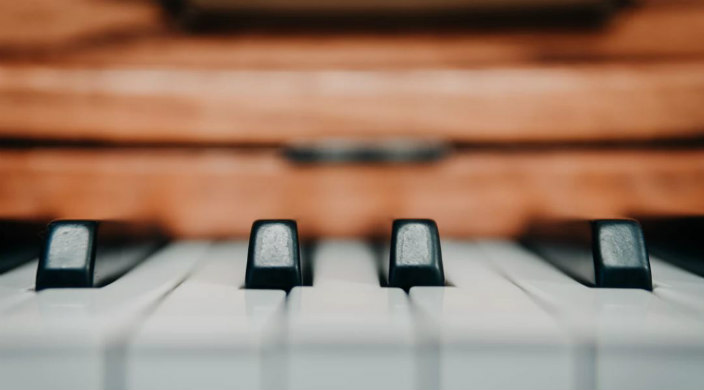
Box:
<box><xmin>0</xmin><ymin>237</ymin><xmax>703</xmax><ymax>389</ymax></box>
<box><xmin>0</xmin><ymin>241</ymin><xmax>210</xmax><ymax>389</ymax></box>
<box><xmin>650</xmin><ymin>257</ymin><xmax>704</xmax><ymax>317</ymax></box>
<box><xmin>126</xmin><ymin>242</ymin><xmax>286</xmax><ymax>390</ymax></box>
<box><xmin>480</xmin><ymin>241</ymin><xmax>704</xmax><ymax>390</ymax></box>
<box><xmin>286</xmin><ymin>241</ymin><xmax>415</xmax><ymax>390</ymax></box>
<box><xmin>410</xmin><ymin>241</ymin><xmax>574</xmax><ymax>389</ymax></box>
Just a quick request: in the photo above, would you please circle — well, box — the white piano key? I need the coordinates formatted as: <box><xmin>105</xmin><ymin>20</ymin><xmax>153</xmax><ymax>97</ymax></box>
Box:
<box><xmin>650</xmin><ymin>257</ymin><xmax>704</xmax><ymax>315</ymax></box>
<box><xmin>286</xmin><ymin>240</ymin><xmax>416</xmax><ymax>390</ymax></box>
<box><xmin>311</xmin><ymin>241</ymin><xmax>380</xmax><ymax>288</ymax></box>
<box><xmin>480</xmin><ymin>240</ymin><xmax>704</xmax><ymax>390</ymax></box>
<box><xmin>0</xmin><ymin>260</ymin><xmax>37</xmax><ymax>311</ymax></box>
<box><xmin>0</xmin><ymin>241</ymin><xmax>210</xmax><ymax>390</ymax></box>
<box><xmin>410</xmin><ymin>241</ymin><xmax>575</xmax><ymax>390</ymax></box>
<box><xmin>125</xmin><ymin>241</ymin><xmax>286</xmax><ymax>390</ymax></box>
<box><xmin>442</xmin><ymin>241</ymin><xmax>517</xmax><ymax>288</ymax></box>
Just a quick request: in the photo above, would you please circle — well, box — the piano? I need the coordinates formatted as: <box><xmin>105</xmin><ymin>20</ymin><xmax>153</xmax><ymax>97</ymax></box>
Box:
<box><xmin>1</xmin><ymin>217</ymin><xmax>704</xmax><ymax>389</ymax></box>
<box><xmin>1</xmin><ymin>0</ymin><xmax>704</xmax><ymax>388</ymax></box>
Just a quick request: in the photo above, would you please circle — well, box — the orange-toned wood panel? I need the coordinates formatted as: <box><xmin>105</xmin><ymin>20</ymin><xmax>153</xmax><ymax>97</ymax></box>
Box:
<box><xmin>0</xmin><ymin>0</ymin><xmax>160</xmax><ymax>50</ymax></box>
<box><xmin>3</xmin><ymin>2</ymin><xmax>704</xmax><ymax>67</ymax></box>
<box><xmin>1</xmin><ymin>148</ymin><xmax>703</xmax><ymax>238</ymax></box>
<box><xmin>1</xmin><ymin>62</ymin><xmax>703</xmax><ymax>143</ymax></box>
<box><xmin>2</xmin><ymin>2</ymin><xmax>704</xmax><ymax>144</ymax></box>
<box><xmin>39</xmin><ymin>3</ymin><xmax>704</xmax><ymax>69</ymax></box>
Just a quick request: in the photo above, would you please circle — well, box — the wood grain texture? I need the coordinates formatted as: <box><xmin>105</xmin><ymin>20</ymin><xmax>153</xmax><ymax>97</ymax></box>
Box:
<box><xmin>1</xmin><ymin>2</ymin><xmax>703</xmax><ymax>144</ymax></box>
<box><xmin>1</xmin><ymin>148</ymin><xmax>703</xmax><ymax>238</ymax></box>
<box><xmin>1</xmin><ymin>1</ymin><xmax>703</xmax><ymax>238</ymax></box>
<box><xmin>2</xmin><ymin>2</ymin><xmax>704</xmax><ymax>66</ymax></box>
<box><xmin>0</xmin><ymin>0</ymin><xmax>160</xmax><ymax>50</ymax></box>
<box><xmin>1</xmin><ymin>62</ymin><xmax>703</xmax><ymax>143</ymax></box>
<box><xmin>35</xmin><ymin>3</ymin><xmax>704</xmax><ymax>68</ymax></box>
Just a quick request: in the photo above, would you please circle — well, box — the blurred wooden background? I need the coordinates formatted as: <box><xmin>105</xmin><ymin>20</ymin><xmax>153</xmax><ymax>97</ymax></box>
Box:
<box><xmin>1</xmin><ymin>0</ymin><xmax>703</xmax><ymax>237</ymax></box>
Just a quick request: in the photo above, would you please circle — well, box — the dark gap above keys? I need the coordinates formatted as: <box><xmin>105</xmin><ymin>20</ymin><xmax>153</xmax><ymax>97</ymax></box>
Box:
<box><xmin>369</xmin><ymin>239</ymin><xmax>389</xmax><ymax>288</ymax></box>
<box><xmin>6</xmin><ymin>136</ymin><xmax>704</xmax><ymax>155</ymax></box>
<box><xmin>160</xmin><ymin>0</ymin><xmax>619</xmax><ymax>33</ymax></box>
<box><xmin>0</xmin><ymin>220</ymin><xmax>46</xmax><ymax>274</ymax></box>
<box><xmin>522</xmin><ymin>219</ymin><xmax>652</xmax><ymax>290</ymax></box>
<box><xmin>639</xmin><ymin>216</ymin><xmax>704</xmax><ymax>278</ymax></box>
<box><xmin>299</xmin><ymin>241</ymin><xmax>315</xmax><ymax>287</ymax></box>
<box><xmin>35</xmin><ymin>220</ymin><xmax>166</xmax><ymax>290</ymax></box>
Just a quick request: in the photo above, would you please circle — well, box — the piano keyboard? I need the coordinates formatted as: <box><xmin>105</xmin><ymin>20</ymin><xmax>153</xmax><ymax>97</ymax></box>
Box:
<box><xmin>1</xmin><ymin>219</ymin><xmax>704</xmax><ymax>389</ymax></box>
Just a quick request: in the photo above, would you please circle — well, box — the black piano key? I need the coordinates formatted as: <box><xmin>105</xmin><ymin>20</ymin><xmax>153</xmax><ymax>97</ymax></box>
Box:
<box><xmin>245</xmin><ymin>220</ymin><xmax>302</xmax><ymax>291</ymax></box>
<box><xmin>388</xmin><ymin>219</ymin><xmax>445</xmax><ymax>290</ymax></box>
<box><xmin>524</xmin><ymin>219</ymin><xmax>652</xmax><ymax>290</ymax></box>
<box><xmin>640</xmin><ymin>217</ymin><xmax>704</xmax><ymax>278</ymax></box>
<box><xmin>36</xmin><ymin>220</ymin><xmax>163</xmax><ymax>290</ymax></box>
<box><xmin>0</xmin><ymin>220</ymin><xmax>43</xmax><ymax>274</ymax></box>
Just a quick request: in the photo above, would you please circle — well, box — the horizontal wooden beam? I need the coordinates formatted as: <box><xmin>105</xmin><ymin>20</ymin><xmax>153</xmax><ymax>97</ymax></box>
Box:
<box><xmin>2</xmin><ymin>3</ymin><xmax>703</xmax><ymax>144</ymax></box>
<box><xmin>1</xmin><ymin>61</ymin><xmax>703</xmax><ymax>143</ymax></box>
<box><xmin>1</xmin><ymin>148</ymin><xmax>703</xmax><ymax>238</ymax></box>
<box><xmin>42</xmin><ymin>3</ymin><xmax>704</xmax><ymax>68</ymax></box>
<box><xmin>3</xmin><ymin>2</ymin><xmax>704</xmax><ymax>67</ymax></box>
<box><xmin>0</xmin><ymin>0</ymin><xmax>159</xmax><ymax>50</ymax></box>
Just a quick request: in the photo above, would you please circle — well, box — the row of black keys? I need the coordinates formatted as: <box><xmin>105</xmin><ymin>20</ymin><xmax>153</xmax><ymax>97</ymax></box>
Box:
<box><xmin>2</xmin><ymin>217</ymin><xmax>693</xmax><ymax>292</ymax></box>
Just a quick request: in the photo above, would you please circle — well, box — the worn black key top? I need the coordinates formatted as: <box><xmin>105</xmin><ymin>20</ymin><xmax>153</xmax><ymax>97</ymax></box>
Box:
<box><xmin>0</xmin><ymin>220</ymin><xmax>43</xmax><ymax>274</ymax></box>
<box><xmin>36</xmin><ymin>220</ymin><xmax>163</xmax><ymax>290</ymax></box>
<box><xmin>389</xmin><ymin>219</ymin><xmax>444</xmax><ymax>290</ymax></box>
<box><xmin>245</xmin><ymin>220</ymin><xmax>302</xmax><ymax>291</ymax></box>
<box><xmin>640</xmin><ymin>217</ymin><xmax>704</xmax><ymax>278</ymax></box>
<box><xmin>524</xmin><ymin>219</ymin><xmax>652</xmax><ymax>290</ymax></box>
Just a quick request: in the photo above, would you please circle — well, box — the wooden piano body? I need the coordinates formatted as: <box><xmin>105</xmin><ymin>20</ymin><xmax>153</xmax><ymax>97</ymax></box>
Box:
<box><xmin>1</xmin><ymin>0</ymin><xmax>703</xmax><ymax>237</ymax></box>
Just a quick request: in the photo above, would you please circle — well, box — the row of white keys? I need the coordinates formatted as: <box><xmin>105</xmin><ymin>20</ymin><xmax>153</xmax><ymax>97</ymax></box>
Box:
<box><xmin>479</xmin><ymin>240</ymin><xmax>704</xmax><ymax>390</ymax></box>
<box><xmin>286</xmin><ymin>240</ymin><xmax>415</xmax><ymax>390</ymax></box>
<box><xmin>125</xmin><ymin>241</ymin><xmax>286</xmax><ymax>390</ymax></box>
<box><xmin>409</xmin><ymin>241</ymin><xmax>575</xmax><ymax>390</ymax></box>
<box><xmin>0</xmin><ymin>241</ymin><xmax>211</xmax><ymax>390</ymax></box>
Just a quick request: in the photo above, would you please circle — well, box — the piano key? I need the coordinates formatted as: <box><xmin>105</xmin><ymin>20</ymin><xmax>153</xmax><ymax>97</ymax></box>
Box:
<box><xmin>640</xmin><ymin>217</ymin><xmax>704</xmax><ymax>315</ymax></box>
<box><xmin>0</xmin><ymin>261</ymin><xmax>38</xmax><ymax>311</ymax></box>
<box><xmin>285</xmin><ymin>240</ymin><xmax>416</xmax><ymax>390</ymax></box>
<box><xmin>126</xmin><ymin>241</ymin><xmax>286</xmax><ymax>390</ymax></box>
<box><xmin>649</xmin><ymin>257</ymin><xmax>704</xmax><ymax>316</ymax></box>
<box><xmin>388</xmin><ymin>219</ymin><xmax>444</xmax><ymax>289</ymax></box>
<box><xmin>0</xmin><ymin>220</ymin><xmax>42</xmax><ymax>274</ymax></box>
<box><xmin>524</xmin><ymin>219</ymin><xmax>652</xmax><ymax>290</ymax></box>
<box><xmin>36</xmin><ymin>220</ymin><xmax>162</xmax><ymax>290</ymax></box>
<box><xmin>245</xmin><ymin>219</ymin><xmax>302</xmax><ymax>291</ymax></box>
<box><xmin>0</xmin><ymin>241</ymin><xmax>210</xmax><ymax>389</ymax></box>
<box><xmin>481</xmin><ymin>240</ymin><xmax>704</xmax><ymax>390</ymax></box>
<box><xmin>309</xmin><ymin>240</ymin><xmax>380</xmax><ymax>288</ymax></box>
<box><xmin>409</xmin><ymin>241</ymin><xmax>575</xmax><ymax>389</ymax></box>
